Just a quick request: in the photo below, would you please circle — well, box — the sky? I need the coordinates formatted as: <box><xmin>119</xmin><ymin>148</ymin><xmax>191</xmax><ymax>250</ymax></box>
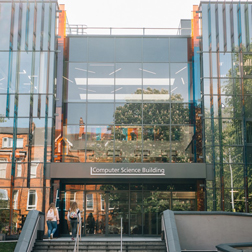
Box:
<box><xmin>58</xmin><ymin>0</ymin><xmax>202</xmax><ymax>29</ymax></box>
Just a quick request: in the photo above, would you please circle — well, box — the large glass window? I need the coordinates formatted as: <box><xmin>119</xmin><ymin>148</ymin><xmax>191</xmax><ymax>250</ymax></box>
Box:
<box><xmin>143</xmin><ymin>38</ymin><xmax>169</xmax><ymax>62</ymax></box>
<box><xmin>170</xmin><ymin>38</ymin><xmax>188</xmax><ymax>62</ymax></box>
<box><xmin>88</xmin><ymin>37</ymin><xmax>114</xmax><ymax>62</ymax></box>
<box><xmin>170</xmin><ymin>63</ymin><xmax>189</xmax><ymax>102</ymax></box>
<box><xmin>143</xmin><ymin>126</ymin><xmax>170</xmax><ymax>163</ymax></box>
<box><xmin>116</xmin><ymin>38</ymin><xmax>142</xmax><ymax>62</ymax></box>
<box><xmin>115</xmin><ymin>63</ymin><xmax>142</xmax><ymax>102</ymax></box>
<box><xmin>86</xmin><ymin>125</ymin><xmax>114</xmax><ymax>163</ymax></box>
<box><xmin>143</xmin><ymin>63</ymin><xmax>169</xmax><ymax>102</ymax></box>
<box><xmin>67</xmin><ymin>63</ymin><xmax>88</xmax><ymax>102</ymax></box>
<box><xmin>87</xmin><ymin>103</ymin><xmax>114</xmax><ymax>125</ymax></box>
<box><xmin>87</xmin><ymin>63</ymin><xmax>114</xmax><ymax>102</ymax></box>
<box><xmin>115</xmin><ymin>126</ymin><xmax>142</xmax><ymax>162</ymax></box>
<box><xmin>69</xmin><ymin>38</ymin><xmax>87</xmax><ymax>62</ymax></box>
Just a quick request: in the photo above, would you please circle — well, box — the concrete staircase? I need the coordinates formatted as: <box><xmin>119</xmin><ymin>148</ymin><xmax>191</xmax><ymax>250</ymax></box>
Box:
<box><xmin>32</xmin><ymin>239</ymin><xmax>166</xmax><ymax>252</ymax></box>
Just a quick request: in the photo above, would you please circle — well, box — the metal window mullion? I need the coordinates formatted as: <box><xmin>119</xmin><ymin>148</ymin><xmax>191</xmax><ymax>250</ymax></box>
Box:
<box><xmin>216</xmin><ymin>3</ymin><xmax>224</xmax><ymax>211</ymax></box>
<box><xmin>237</xmin><ymin>3</ymin><xmax>242</xmax><ymax>48</ymax></box>
<box><xmin>230</xmin><ymin>4</ymin><xmax>235</xmax><ymax>52</ymax></box>
<box><xmin>208</xmin><ymin>2</ymin><xmax>216</xmax><ymax>211</ymax></box>
<box><xmin>42</xmin><ymin>1</ymin><xmax>52</xmax><ymax>214</ymax></box>
<box><xmin>6</xmin><ymin>2</ymin><xmax>15</xmax><ymax>118</ymax></box>
<box><xmin>9</xmin><ymin>1</ymin><xmax>23</xmax><ymax>235</ymax></box>
<box><xmin>25</xmin><ymin>0</ymin><xmax>30</xmax><ymax>52</ymax></box>
<box><xmin>37</xmin><ymin>0</ymin><xmax>45</xmax><ymax>118</ymax></box>
<box><xmin>245</xmin><ymin>3</ymin><xmax>250</xmax><ymax>52</ymax></box>
<box><xmin>223</xmin><ymin>3</ymin><xmax>227</xmax><ymax>52</ymax></box>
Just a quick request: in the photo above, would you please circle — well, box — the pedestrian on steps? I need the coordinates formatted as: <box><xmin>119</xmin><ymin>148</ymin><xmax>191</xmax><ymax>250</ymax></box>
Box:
<box><xmin>46</xmin><ymin>203</ymin><xmax>59</xmax><ymax>239</ymax></box>
<box><xmin>67</xmin><ymin>201</ymin><xmax>81</xmax><ymax>241</ymax></box>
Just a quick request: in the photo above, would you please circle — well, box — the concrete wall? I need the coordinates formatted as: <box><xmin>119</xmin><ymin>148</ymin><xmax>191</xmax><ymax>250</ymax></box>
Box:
<box><xmin>174</xmin><ymin>212</ymin><xmax>252</xmax><ymax>251</ymax></box>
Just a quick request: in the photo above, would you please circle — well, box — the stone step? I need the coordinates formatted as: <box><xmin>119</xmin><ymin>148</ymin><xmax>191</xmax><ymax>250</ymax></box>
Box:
<box><xmin>32</xmin><ymin>239</ymin><xmax>166</xmax><ymax>252</ymax></box>
<box><xmin>33</xmin><ymin>250</ymin><xmax>166</xmax><ymax>252</ymax></box>
<box><xmin>33</xmin><ymin>245</ymin><xmax>166</xmax><ymax>249</ymax></box>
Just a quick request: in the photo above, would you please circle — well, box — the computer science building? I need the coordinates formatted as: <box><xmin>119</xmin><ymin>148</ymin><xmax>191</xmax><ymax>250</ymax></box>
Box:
<box><xmin>0</xmin><ymin>0</ymin><xmax>252</xmax><ymax>237</ymax></box>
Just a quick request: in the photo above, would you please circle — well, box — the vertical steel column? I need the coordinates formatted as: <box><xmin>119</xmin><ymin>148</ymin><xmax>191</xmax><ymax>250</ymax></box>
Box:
<box><xmin>9</xmin><ymin>1</ymin><xmax>22</xmax><ymax>235</ymax></box>
<box><xmin>223</xmin><ymin>3</ymin><xmax>227</xmax><ymax>53</ymax></box>
<box><xmin>208</xmin><ymin>3</ymin><xmax>216</xmax><ymax>211</ymax></box>
<box><xmin>215</xmin><ymin>3</ymin><xmax>224</xmax><ymax>211</ymax></box>
<box><xmin>237</xmin><ymin>3</ymin><xmax>249</xmax><ymax>213</ymax></box>
<box><xmin>27</xmin><ymin>0</ymin><xmax>37</xmax><ymax>188</ymax></box>
<box><xmin>42</xmin><ymin>0</ymin><xmax>52</xmax><ymax>215</ymax></box>
<box><xmin>6</xmin><ymin>2</ymin><xmax>15</xmax><ymax>118</ymax></box>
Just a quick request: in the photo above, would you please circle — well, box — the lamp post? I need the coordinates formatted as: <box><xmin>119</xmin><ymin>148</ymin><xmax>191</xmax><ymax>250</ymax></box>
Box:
<box><xmin>229</xmin><ymin>148</ymin><xmax>234</xmax><ymax>211</ymax></box>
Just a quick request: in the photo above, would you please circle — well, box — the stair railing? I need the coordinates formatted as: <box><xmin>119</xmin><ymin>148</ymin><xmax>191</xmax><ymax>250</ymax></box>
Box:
<box><xmin>73</xmin><ymin>218</ymin><xmax>81</xmax><ymax>252</ymax></box>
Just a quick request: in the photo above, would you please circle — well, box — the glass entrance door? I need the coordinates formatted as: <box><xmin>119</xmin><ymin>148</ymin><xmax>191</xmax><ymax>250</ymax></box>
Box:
<box><xmin>84</xmin><ymin>191</ymin><xmax>129</xmax><ymax>235</ymax></box>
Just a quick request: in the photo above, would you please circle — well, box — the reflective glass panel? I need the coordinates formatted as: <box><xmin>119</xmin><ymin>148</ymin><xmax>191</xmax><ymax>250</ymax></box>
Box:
<box><xmin>170</xmin><ymin>63</ymin><xmax>189</xmax><ymax>102</ymax></box>
<box><xmin>86</xmin><ymin>125</ymin><xmax>114</xmax><ymax>163</ymax></box>
<box><xmin>88</xmin><ymin>37</ymin><xmax>114</xmax><ymax>62</ymax></box>
<box><xmin>170</xmin><ymin>38</ymin><xmax>188</xmax><ymax>62</ymax></box>
<box><xmin>142</xmin><ymin>63</ymin><xmax>169</xmax><ymax>102</ymax></box>
<box><xmin>115</xmin><ymin>63</ymin><xmax>142</xmax><ymax>102</ymax></box>
<box><xmin>0</xmin><ymin>52</ymin><xmax>9</xmax><ymax>94</ymax></box>
<box><xmin>171</xmin><ymin>103</ymin><xmax>190</xmax><ymax>124</ymax></box>
<box><xmin>143</xmin><ymin>103</ymin><xmax>170</xmax><ymax>125</ymax></box>
<box><xmin>115</xmin><ymin>38</ymin><xmax>142</xmax><ymax>62</ymax></box>
<box><xmin>87</xmin><ymin>103</ymin><xmax>114</xmax><ymax>125</ymax></box>
<box><xmin>115</xmin><ymin>126</ymin><xmax>142</xmax><ymax>163</ymax></box>
<box><xmin>88</xmin><ymin>63</ymin><xmax>114</xmax><ymax>102</ymax></box>
<box><xmin>63</xmin><ymin>125</ymin><xmax>86</xmax><ymax>162</ymax></box>
<box><xmin>69</xmin><ymin>37</ymin><xmax>87</xmax><ymax>62</ymax></box>
<box><xmin>171</xmin><ymin>125</ymin><xmax>194</xmax><ymax>163</ymax></box>
<box><xmin>0</xmin><ymin>3</ymin><xmax>12</xmax><ymax>50</ymax></box>
<box><xmin>143</xmin><ymin>126</ymin><xmax>170</xmax><ymax>163</ymax></box>
<box><xmin>66</xmin><ymin>63</ymin><xmax>87</xmax><ymax>102</ymax></box>
<box><xmin>66</xmin><ymin>103</ymin><xmax>86</xmax><ymax>125</ymax></box>
<box><xmin>115</xmin><ymin>103</ymin><xmax>142</xmax><ymax>125</ymax></box>
<box><xmin>220</xmin><ymin>53</ymin><xmax>232</xmax><ymax>78</ymax></box>
<box><xmin>143</xmin><ymin>38</ymin><xmax>169</xmax><ymax>62</ymax></box>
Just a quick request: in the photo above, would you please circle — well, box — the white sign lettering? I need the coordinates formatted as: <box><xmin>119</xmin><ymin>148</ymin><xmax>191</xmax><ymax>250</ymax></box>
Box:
<box><xmin>90</xmin><ymin>167</ymin><xmax>165</xmax><ymax>176</ymax></box>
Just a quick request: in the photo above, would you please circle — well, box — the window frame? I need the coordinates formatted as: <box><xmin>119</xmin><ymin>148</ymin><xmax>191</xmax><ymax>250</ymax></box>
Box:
<box><xmin>27</xmin><ymin>190</ymin><xmax>37</xmax><ymax>210</ymax></box>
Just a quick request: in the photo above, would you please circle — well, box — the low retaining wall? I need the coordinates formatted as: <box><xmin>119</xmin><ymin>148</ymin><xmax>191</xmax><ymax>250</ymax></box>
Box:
<box><xmin>174</xmin><ymin>212</ymin><xmax>252</xmax><ymax>251</ymax></box>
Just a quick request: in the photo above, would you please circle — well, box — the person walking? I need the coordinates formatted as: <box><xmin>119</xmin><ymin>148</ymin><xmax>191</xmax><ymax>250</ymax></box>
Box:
<box><xmin>46</xmin><ymin>203</ymin><xmax>59</xmax><ymax>239</ymax></box>
<box><xmin>67</xmin><ymin>201</ymin><xmax>81</xmax><ymax>241</ymax></box>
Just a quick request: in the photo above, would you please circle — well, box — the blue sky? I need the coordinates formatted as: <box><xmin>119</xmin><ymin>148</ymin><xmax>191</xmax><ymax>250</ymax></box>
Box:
<box><xmin>58</xmin><ymin>0</ymin><xmax>202</xmax><ymax>28</ymax></box>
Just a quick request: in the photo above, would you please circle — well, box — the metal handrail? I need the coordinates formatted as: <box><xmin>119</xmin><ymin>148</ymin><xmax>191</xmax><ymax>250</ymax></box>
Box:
<box><xmin>161</xmin><ymin>213</ymin><xmax>169</xmax><ymax>252</ymax></box>
<box><xmin>66</xmin><ymin>26</ymin><xmax>191</xmax><ymax>36</ymax></box>
<box><xmin>73</xmin><ymin>219</ymin><xmax>82</xmax><ymax>252</ymax></box>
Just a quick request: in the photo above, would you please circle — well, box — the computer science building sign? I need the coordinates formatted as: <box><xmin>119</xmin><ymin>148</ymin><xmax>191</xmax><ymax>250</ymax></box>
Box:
<box><xmin>90</xmin><ymin>166</ymin><xmax>165</xmax><ymax>176</ymax></box>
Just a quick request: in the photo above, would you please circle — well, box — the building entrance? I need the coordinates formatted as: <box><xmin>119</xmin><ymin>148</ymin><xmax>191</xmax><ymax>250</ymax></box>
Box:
<box><xmin>59</xmin><ymin>182</ymin><xmax>197</xmax><ymax>236</ymax></box>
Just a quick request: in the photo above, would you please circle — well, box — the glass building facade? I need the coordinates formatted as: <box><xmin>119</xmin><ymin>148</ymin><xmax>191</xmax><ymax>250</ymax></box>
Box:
<box><xmin>200</xmin><ymin>2</ymin><xmax>252</xmax><ymax>213</ymax></box>
<box><xmin>0</xmin><ymin>0</ymin><xmax>251</xmax><ymax>237</ymax></box>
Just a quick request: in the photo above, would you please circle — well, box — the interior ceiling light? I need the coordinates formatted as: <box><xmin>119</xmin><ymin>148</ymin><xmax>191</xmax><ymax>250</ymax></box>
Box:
<box><xmin>89</xmin><ymin>63</ymin><xmax>114</xmax><ymax>67</ymax></box>
<box><xmin>78</xmin><ymin>88</ymin><xmax>96</xmax><ymax>92</ymax></box>
<box><xmin>0</xmin><ymin>77</ymin><xmax>5</xmax><ymax>81</ymax></box>
<box><xmin>109</xmin><ymin>68</ymin><xmax>122</xmax><ymax>76</ymax></box>
<box><xmin>75</xmin><ymin>68</ymin><xmax>95</xmax><ymax>73</ymax></box>
<box><xmin>181</xmin><ymin>77</ymin><xmax>185</xmax><ymax>85</ymax></box>
<box><xmin>19</xmin><ymin>70</ymin><xmax>26</xmax><ymax>74</ymax></box>
<box><xmin>28</xmin><ymin>75</ymin><xmax>38</xmax><ymax>79</ymax></box>
<box><xmin>139</xmin><ymin>68</ymin><xmax>156</xmax><ymax>75</ymax></box>
<box><xmin>63</xmin><ymin>76</ymin><xmax>73</xmax><ymax>83</ymax></box>
<box><xmin>111</xmin><ymin>87</ymin><xmax>123</xmax><ymax>93</ymax></box>
<box><xmin>175</xmin><ymin>66</ymin><xmax>187</xmax><ymax>74</ymax></box>
<box><xmin>171</xmin><ymin>87</ymin><xmax>178</xmax><ymax>92</ymax></box>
